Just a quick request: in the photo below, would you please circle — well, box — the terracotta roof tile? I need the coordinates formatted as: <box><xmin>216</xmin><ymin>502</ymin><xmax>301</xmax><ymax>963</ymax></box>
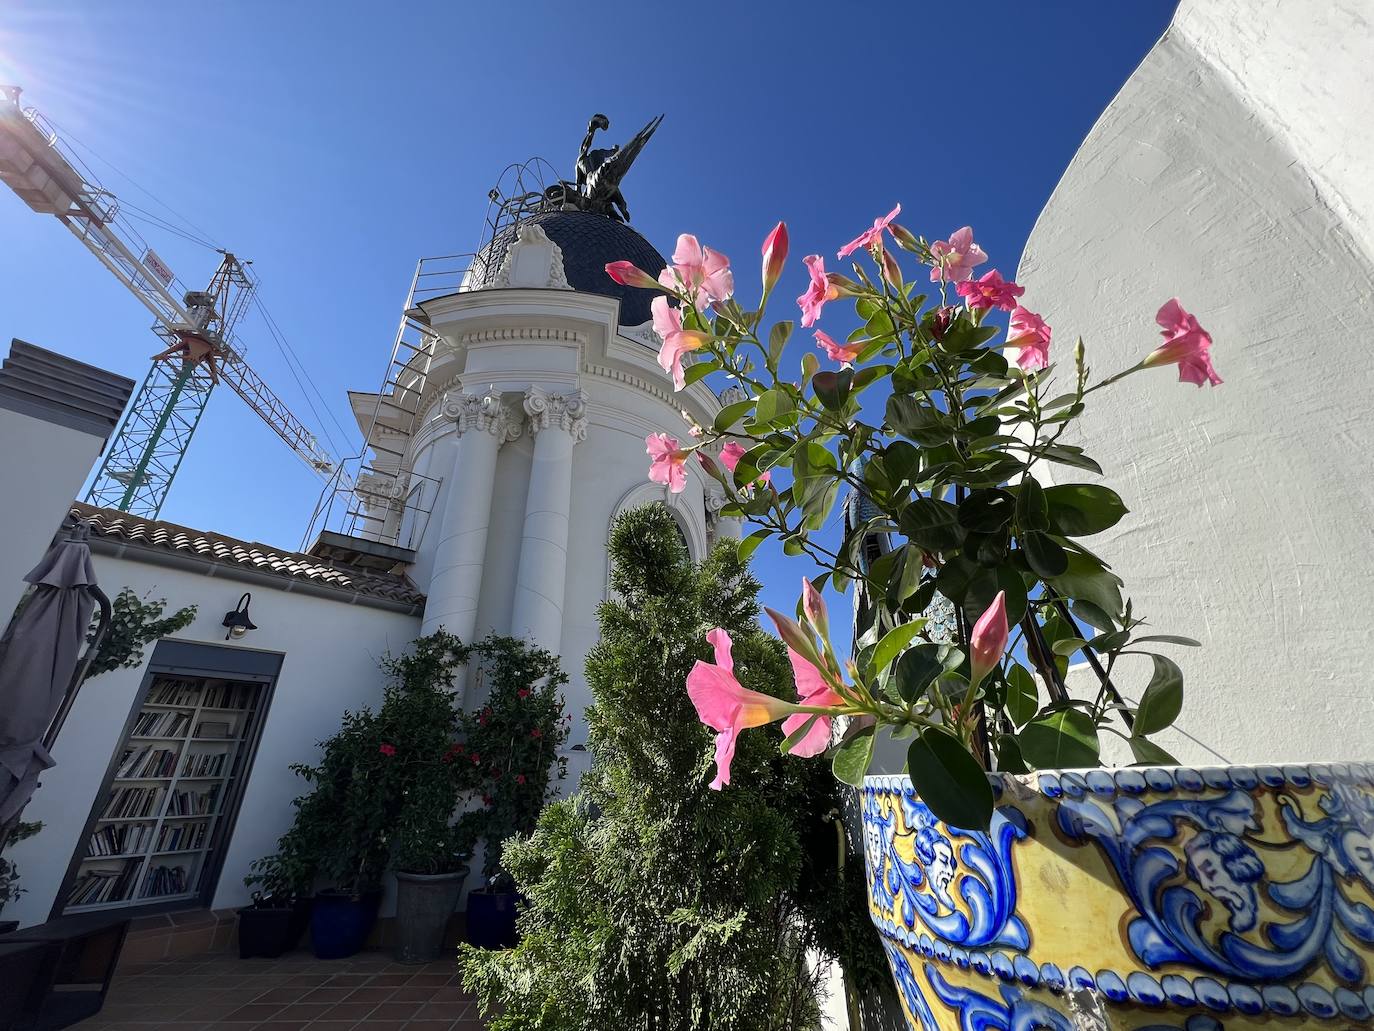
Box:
<box><xmin>69</xmin><ymin>502</ymin><xmax>425</xmax><ymax>607</ymax></box>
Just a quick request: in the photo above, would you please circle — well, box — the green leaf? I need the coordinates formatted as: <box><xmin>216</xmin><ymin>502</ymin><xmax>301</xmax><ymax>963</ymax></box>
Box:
<box><xmin>713</xmin><ymin>399</ymin><xmax>754</xmax><ymax>431</ymax></box>
<box><xmin>1128</xmin><ymin>735</ymin><xmax>1180</xmax><ymax>766</ymax></box>
<box><xmin>832</xmin><ymin>726</ymin><xmax>876</xmax><ymax>787</ymax></box>
<box><xmin>768</xmin><ymin>320</ymin><xmax>793</xmax><ymax>365</ymax></box>
<box><xmin>1043</xmin><ymin>484</ymin><xmax>1128</xmax><ymax>536</ymax></box>
<box><xmin>737</xmin><ymin>529</ymin><xmax>768</xmax><ymax>562</ymax></box>
<box><xmin>957</xmin><ymin>489</ymin><xmax>1015</xmax><ymax>533</ymax></box>
<box><xmin>892</xmin><ymin>644</ymin><xmax>944</xmax><ymax>704</ymax></box>
<box><xmin>1022</xmin><ymin>531</ymin><xmax>1069</xmax><ymax>578</ymax></box>
<box><xmin>752</xmin><ymin>388</ymin><xmax>795</xmax><ymax>427</ymax></box>
<box><xmin>1046</xmin><ymin>551</ymin><xmax>1124</xmax><ymax>619</ymax></box>
<box><xmin>906</xmin><ymin>728</ymin><xmax>994</xmax><ymax>830</ymax></box>
<box><xmin>1016</xmin><ymin>476</ymin><xmax>1049</xmax><ymax>532</ymax></box>
<box><xmin>1005</xmin><ymin>664</ymin><xmax>1039</xmax><ymax>727</ymax></box>
<box><xmin>899</xmin><ymin>498</ymin><xmax>965</xmax><ymax>551</ymax></box>
<box><xmin>995</xmin><ymin>734</ymin><xmax>1028</xmax><ymax>774</ymax></box>
<box><xmin>1018</xmin><ymin>708</ymin><xmax>1100</xmax><ymax>769</ymax></box>
<box><xmin>1051</xmin><ymin>637</ymin><xmax>1088</xmax><ymax>657</ymax></box>
<box><xmin>801</xmin><ymin>351</ymin><xmax>820</xmax><ymax>385</ymax></box>
<box><xmin>1132</xmin><ymin>634</ymin><xmax>1201</xmax><ymax>647</ymax></box>
<box><xmin>1133</xmin><ymin>655</ymin><xmax>1184</xmax><ymax>736</ymax></box>
<box><xmin>871</xmin><ymin>619</ymin><xmax>929</xmax><ymax>677</ymax></box>
<box><xmin>1039</xmin><ymin>444</ymin><xmax>1103</xmax><ymax>475</ymax></box>
<box><xmin>1071</xmin><ymin>600</ymin><xmax>1117</xmax><ymax>634</ymax></box>
<box><xmin>886</xmin><ymin>395</ymin><xmax>950</xmax><ymax>446</ymax></box>
<box><xmin>814</xmin><ymin>369</ymin><xmax>853</xmax><ymax>411</ymax></box>
<box><xmin>683</xmin><ymin>359</ymin><xmax>720</xmax><ymax>386</ymax></box>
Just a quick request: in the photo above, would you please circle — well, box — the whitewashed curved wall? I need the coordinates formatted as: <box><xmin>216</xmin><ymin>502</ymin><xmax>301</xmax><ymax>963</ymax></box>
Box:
<box><xmin>1017</xmin><ymin>0</ymin><xmax>1374</xmax><ymax>766</ymax></box>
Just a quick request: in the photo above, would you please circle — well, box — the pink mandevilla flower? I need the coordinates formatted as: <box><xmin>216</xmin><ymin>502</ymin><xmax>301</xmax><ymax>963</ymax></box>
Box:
<box><xmin>797</xmin><ymin>255</ymin><xmax>834</xmax><ymax>327</ymax></box>
<box><xmin>968</xmin><ymin>591</ymin><xmax>1009</xmax><ymax>687</ymax></box>
<box><xmin>837</xmin><ymin>204</ymin><xmax>901</xmax><ymax>259</ymax></box>
<box><xmin>929</xmin><ymin>226</ymin><xmax>988</xmax><ymax>283</ymax></box>
<box><xmin>659</xmin><ymin>234</ymin><xmax>734</xmax><ymax>311</ymax></box>
<box><xmin>815</xmin><ymin>330</ymin><xmax>863</xmax><ymax>367</ymax></box>
<box><xmin>604</xmin><ymin>260</ymin><xmax>661</xmax><ymax>291</ymax></box>
<box><xmin>761</xmin><ymin>222</ymin><xmax>788</xmax><ymax>292</ymax></box>
<box><xmin>1007</xmin><ymin>307</ymin><xmax>1052</xmax><ymax>372</ymax></box>
<box><xmin>645</xmin><ymin>433</ymin><xmax>690</xmax><ymax>494</ymax></box>
<box><xmin>719</xmin><ymin>440</ymin><xmax>770</xmax><ymax>485</ymax></box>
<box><xmin>652</xmin><ymin>296</ymin><xmax>709</xmax><ymax>391</ymax></box>
<box><xmin>768</xmin><ymin>589</ymin><xmax>842</xmax><ymax>758</ymax></box>
<box><xmin>687</xmin><ymin>628</ymin><xmax>796</xmax><ymax>789</ymax></box>
<box><xmin>955</xmin><ymin>269</ymin><xmax>1024</xmax><ymax>312</ymax></box>
<box><xmin>1145</xmin><ymin>298</ymin><xmax>1222</xmax><ymax>387</ymax></box>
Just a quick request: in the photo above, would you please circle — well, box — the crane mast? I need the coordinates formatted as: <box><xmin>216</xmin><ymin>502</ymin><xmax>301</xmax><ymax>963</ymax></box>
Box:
<box><xmin>0</xmin><ymin>86</ymin><xmax>339</xmax><ymax>519</ymax></box>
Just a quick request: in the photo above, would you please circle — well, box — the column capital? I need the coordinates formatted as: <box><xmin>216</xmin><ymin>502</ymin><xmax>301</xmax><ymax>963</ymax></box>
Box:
<box><xmin>523</xmin><ymin>386</ymin><xmax>588</xmax><ymax>443</ymax></box>
<box><xmin>439</xmin><ymin>387</ymin><xmax>520</xmax><ymax>443</ymax></box>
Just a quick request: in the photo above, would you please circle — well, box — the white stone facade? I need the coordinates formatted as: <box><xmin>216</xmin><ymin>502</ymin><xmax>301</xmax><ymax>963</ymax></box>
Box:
<box><xmin>1017</xmin><ymin>0</ymin><xmax>1374</xmax><ymax>766</ymax></box>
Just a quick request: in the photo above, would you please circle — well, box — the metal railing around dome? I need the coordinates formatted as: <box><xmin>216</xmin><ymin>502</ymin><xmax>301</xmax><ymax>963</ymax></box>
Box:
<box><xmin>301</xmin><ymin>157</ymin><xmax>566</xmax><ymax>553</ymax></box>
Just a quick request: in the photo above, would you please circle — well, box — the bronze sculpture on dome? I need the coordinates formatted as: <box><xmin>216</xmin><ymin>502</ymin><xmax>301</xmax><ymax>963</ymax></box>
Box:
<box><xmin>544</xmin><ymin>113</ymin><xmax>663</xmax><ymax>224</ymax></box>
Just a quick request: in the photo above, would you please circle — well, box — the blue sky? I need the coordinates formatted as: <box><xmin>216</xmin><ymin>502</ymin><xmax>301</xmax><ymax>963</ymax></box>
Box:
<box><xmin>0</xmin><ymin>1</ymin><xmax>1176</xmax><ymax>617</ymax></box>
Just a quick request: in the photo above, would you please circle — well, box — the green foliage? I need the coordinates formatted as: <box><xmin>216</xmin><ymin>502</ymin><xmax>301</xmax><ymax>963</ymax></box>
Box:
<box><xmin>0</xmin><ymin>821</ymin><xmax>42</xmax><ymax>909</ymax></box>
<box><xmin>87</xmin><ymin>588</ymin><xmax>196</xmax><ymax>679</ymax></box>
<box><xmin>653</xmin><ymin>229</ymin><xmax>1210</xmax><ymax>827</ymax></box>
<box><xmin>460</xmin><ymin>505</ymin><xmax>884</xmax><ymax>1030</ymax></box>
<box><xmin>453</xmin><ymin>637</ymin><xmax>570</xmax><ymax>887</ymax></box>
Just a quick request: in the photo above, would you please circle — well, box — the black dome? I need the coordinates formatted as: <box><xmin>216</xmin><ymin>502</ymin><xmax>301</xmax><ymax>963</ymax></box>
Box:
<box><xmin>471</xmin><ymin>210</ymin><xmax>666</xmax><ymax>325</ymax></box>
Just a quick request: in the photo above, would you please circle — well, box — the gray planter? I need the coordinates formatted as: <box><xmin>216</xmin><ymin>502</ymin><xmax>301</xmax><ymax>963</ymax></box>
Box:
<box><xmin>393</xmin><ymin>867</ymin><xmax>469</xmax><ymax>964</ymax></box>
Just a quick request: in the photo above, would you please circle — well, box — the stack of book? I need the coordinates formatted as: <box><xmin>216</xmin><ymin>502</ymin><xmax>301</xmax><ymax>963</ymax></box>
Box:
<box><xmin>141</xmin><ymin>864</ymin><xmax>188</xmax><ymax>898</ymax></box>
<box><xmin>146</xmin><ymin>678</ymin><xmax>201</xmax><ymax>706</ymax></box>
<box><xmin>68</xmin><ymin>862</ymin><xmax>139</xmax><ymax>906</ymax></box>
<box><xmin>180</xmin><ymin>752</ymin><xmax>226</xmax><ymax>778</ymax></box>
<box><xmin>131</xmin><ymin>709</ymin><xmax>191</xmax><ymax>737</ymax></box>
<box><xmin>102</xmin><ymin>786</ymin><xmax>162</xmax><ymax>819</ymax></box>
<box><xmin>201</xmin><ymin>682</ymin><xmax>251</xmax><ymax>710</ymax></box>
<box><xmin>155</xmin><ymin>822</ymin><xmax>207</xmax><ymax>852</ymax></box>
<box><xmin>88</xmin><ymin>823</ymin><xmax>151</xmax><ymax>857</ymax></box>
<box><xmin>165</xmin><ymin>784</ymin><xmax>219</xmax><ymax>817</ymax></box>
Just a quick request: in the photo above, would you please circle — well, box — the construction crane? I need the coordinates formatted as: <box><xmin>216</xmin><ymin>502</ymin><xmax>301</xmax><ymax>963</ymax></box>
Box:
<box><xmin>0</xmin><ymin>85</ymin><xmax>341</xmax><ymax>519</ymax></box>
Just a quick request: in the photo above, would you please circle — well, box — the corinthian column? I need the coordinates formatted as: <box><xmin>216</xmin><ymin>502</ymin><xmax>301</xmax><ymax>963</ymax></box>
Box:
<box><xmin>421</xmin><ymin>388</ymin><xmax>519</xmax><ymax>641</ymax></box>
<box><xmin>510</xmin><ymin>386</ymin><xmax>587</xmax><ymax>653</ymax></box>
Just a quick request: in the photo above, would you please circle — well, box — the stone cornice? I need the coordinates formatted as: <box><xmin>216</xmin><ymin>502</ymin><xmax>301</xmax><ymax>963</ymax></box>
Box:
<box><xmin>459</xmin><ymin>327</ymin><xmax>586</xmax><ymax>346</ymax></box>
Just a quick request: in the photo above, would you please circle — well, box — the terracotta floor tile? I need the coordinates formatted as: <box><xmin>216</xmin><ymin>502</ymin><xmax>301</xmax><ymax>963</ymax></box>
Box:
<box><xmin>406</xmin><ymin>973</ymin><xmax>452</xmax><ymax>986</ymax></box>
<box><xmin>220</xmin><ymin>1002</ymin><xmax>285</xmax><ymax>1022</ymax></box>
<box><xmin>319</xmin><ymin>1002</ymin><xmax>380</xmax><ymax>1022</ymax></box>
<box><xmin>246</xmin><ymin>1022</ymin><xmax>307</xmax><ymax>1031</ymax></box>
<box><xmin>368</xmin><ymin>973</ymin><xmax>414</xmax><ymax>986</ymax></box>
<box><xmin>248</xmin><ymin>987</ymin><xmax>307</xmax><ymax>1005</ymax></box>
<box><xmin>388</xmin><ymin>986</ymin><xmax>437</xmax><ymax>1003</ymax></box>
<box><xmin>343</xmin><ymin>986</ymin><xmax>396</xmax><ymax>1004</ymax></box>
<box><xmin>306</xmin><ymin>1023</ymin><xmax>359</xmax><ymax>1031</ymax></box>
<box><xmin>300</xmin><ymin>986</ymin><xmax>354</xmax><ymax>1005</ymax></box>
<box><xmin>370</xmin><ymin>1001</ymin><xmax>424</xmax><ymax>1021</ymax></box>
<box><xmin>276</xmin><ymin>1002</ymin><xmax>333</xmax><ymax>1022</ymax></box>
<box><xmin>325</xmin><ymin>973</ymin><xmax>373</xmax><ymax>987</ymax></box>
<box><xmin>403</xmin><ymin>1021</ymin><xmax>457</xmax><ymax>1031</ymax></box>
<box><xmin>414</xmin><ymin>1001</ymin><xmax>466</xmax><ymax>1020</ymax></box>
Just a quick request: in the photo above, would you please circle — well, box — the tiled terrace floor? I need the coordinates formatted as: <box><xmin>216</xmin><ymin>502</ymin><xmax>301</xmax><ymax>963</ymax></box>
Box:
<box><xmin>77</xmin><ymin>949</ymin><xmax>487</xmax><ymax>1031</ymax></box>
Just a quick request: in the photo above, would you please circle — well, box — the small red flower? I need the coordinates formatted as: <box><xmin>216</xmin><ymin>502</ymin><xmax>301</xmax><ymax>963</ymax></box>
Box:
<box><xmin>530</xmin><ymin>728</ymin><xmax>543</xmax><ymax>739</ymax></box>
<box><xmin>517</xmin><ymin>688</ymin><xmax>530</xmax><ymax>700</ymax></box>
<box><xmin>470</xmin><ymin>753</ymin><xmax>481</xmax><ymax>765</ymax></box>
<box><xmin>378</xmin><ymin>743</ymin><xmax>396</xmax><ymax>757</ymax></box>
<box><xmin>482</xmin><ymin>794</ymin><xmax>493</xmax><ymax>806</ymax></box>
<box><xmin>515</xmin><ymin>774</ymin><xmax>527</xmax><ymax>785</ymax></box>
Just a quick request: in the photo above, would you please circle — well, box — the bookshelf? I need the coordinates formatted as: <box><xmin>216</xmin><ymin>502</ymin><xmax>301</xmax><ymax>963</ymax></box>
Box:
<box><xmin>64</xmin><ymin>673</ymin><xmax>264</xmax><ymax>914</ymax></box>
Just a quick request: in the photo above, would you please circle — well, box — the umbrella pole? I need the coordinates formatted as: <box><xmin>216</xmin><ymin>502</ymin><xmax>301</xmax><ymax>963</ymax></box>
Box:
<box><xmin>0</xmin><ymin>585</ymin><xmax>111</xmax><ymax>856</ymax></box>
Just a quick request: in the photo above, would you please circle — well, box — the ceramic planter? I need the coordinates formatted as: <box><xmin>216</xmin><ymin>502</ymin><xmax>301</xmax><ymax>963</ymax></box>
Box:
<box><xmin>236</xmin><ymin>897</ymin><xmax>311</xmax><ymax>959</ymax></box>
<box><xmin>310</xmin><ymin>888</ymin><xmax>383</xmax><ymax>960</ymax></box>
<box><xmin>862</xmin><ymin>763</ymin><xmax>1374</xmax><ymax>1029</ymax></box>
<box><xmin>465</xmin><ymin>887</ymin><xmax>518</xmax><ymax>949</ymax></box>
<box><xmin>394</xmin><ymin>867</ymin><xmax>469</xmax><ymax>964</ymax></box>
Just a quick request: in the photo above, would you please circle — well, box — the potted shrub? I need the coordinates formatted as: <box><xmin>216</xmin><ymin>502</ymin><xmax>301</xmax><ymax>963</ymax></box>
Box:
<box><xmin>381</xmin><ymin>636</ymin><xmax>472</xmax><ymax>963</ymax></box>
<box><xmin>608</xmin><ymin>219</ymin><xmax>1370</xmax><ymax>1026</ymax></box>
<box><xmin>0</xmin><ymin>820</ymin><xmax>40</xmax><ymax>934</ymax></box>
<box><xmin>454</xmin><ymin>636</ymin><xmax>569</xmax><ymax>949</ymax></box>
<box><xmin>236</xmin><ymin>847</ymin><xmax>312</xmax><ymax>959</ymax></box>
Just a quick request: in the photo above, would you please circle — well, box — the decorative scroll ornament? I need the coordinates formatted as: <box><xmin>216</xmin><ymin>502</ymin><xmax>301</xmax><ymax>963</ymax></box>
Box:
<box><xmin>439</xmin><ymin>387</ymin><xmax>520</xmax><ymax>442</ymax></box>
<box><xmin>523</xmin><ymin>386</ymin><xmax>588</xmax><ymax>442</ymax></box>
<box><xmin>488</xmin><ymin>223</ymin><xmax>573</xmax><ymax>291</ymax></box>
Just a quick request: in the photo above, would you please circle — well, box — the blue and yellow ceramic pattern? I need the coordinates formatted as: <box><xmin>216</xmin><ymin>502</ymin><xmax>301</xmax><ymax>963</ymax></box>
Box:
<box><xmin>862</xmin><ymin>764</ymin><xmax>1374</xmax><ymax>1029</ymax></box>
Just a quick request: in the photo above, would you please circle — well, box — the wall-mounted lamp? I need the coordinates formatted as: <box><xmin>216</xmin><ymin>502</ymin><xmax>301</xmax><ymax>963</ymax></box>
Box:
<box><xmin>221</xmin><ymin>592</ymin><xmax>257</xmax><ymax>641</ymax></box>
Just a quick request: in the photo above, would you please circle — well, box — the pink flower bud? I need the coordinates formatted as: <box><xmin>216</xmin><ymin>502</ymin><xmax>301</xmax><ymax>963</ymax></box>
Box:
<box><xmin>968</xmin><ymin>591</ymin><xmax>1008</xmax><ymax>687</ymax></box>
<box><xmin>761</xmin><ymin>221</ymin><xmax>789</xmax><ymax>292</ymax></box>
<box><xmin>605</xmin><ymin>260</ymin><xmax>661</xmax><ymax>290</ymax></box>
<box><xmin>802</xmin><ymin>578</ymin><xmax>829</xmax><ymax>640</ymax></box>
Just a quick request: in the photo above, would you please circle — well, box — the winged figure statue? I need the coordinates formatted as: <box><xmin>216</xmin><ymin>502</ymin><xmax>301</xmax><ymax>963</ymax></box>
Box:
<box><xmin>544</xmin><ymin>113</ymin><xmax>663</xmax><ymax>223</ymax></box>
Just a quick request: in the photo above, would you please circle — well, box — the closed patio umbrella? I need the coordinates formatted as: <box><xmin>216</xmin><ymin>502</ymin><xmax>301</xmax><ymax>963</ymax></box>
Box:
<box><xmin>0</xmin><ymin>520</ymin><xmax>110</xmax><ymax>843</ymax></box>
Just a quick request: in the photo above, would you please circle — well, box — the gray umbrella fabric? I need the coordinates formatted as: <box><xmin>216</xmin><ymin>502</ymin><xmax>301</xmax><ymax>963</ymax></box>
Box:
<box><xmin>0</xmin><ymin>525</ymin><xmax>98</xmax><ymax>823</ymax></box>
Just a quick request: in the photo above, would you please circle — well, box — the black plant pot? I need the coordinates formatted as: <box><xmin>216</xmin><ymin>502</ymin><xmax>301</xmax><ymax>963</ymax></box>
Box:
<box><xmin>465</xmin><ymin>887</ymin><xmax>518</xmax><ymax>949</ymax></box>
<box><xmin>310</xmin><ymin>889</ymin><xmax>383</xmax><ymax>960</ymax></box>
<box><xmin>237</xmin><ymin>897</ymin><xmax>312</xmax><ymax>959</ymax></box>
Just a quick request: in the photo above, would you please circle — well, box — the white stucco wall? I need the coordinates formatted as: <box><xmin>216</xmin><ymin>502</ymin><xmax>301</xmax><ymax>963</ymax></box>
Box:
<box><xmin>4</xmin><ymin>553</ymin><xmax>419</xmax><ymax>926</ymax></box>
<box><xmin>1017</xmin><ymin>0</ymin><xmax>1374</xmax><ymax>766</ymax></box>
<box><xmin>0</xmin><ymin>406</ymin><xmax>104</xmax><ymax>619</ymax></box>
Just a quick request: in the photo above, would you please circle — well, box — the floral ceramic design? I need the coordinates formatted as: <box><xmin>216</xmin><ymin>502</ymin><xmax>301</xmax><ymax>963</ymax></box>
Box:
<box><xmin>864</xmin><ymin>764</ymin><xmax>1374</xmax><ymax>1029</ymax></box>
